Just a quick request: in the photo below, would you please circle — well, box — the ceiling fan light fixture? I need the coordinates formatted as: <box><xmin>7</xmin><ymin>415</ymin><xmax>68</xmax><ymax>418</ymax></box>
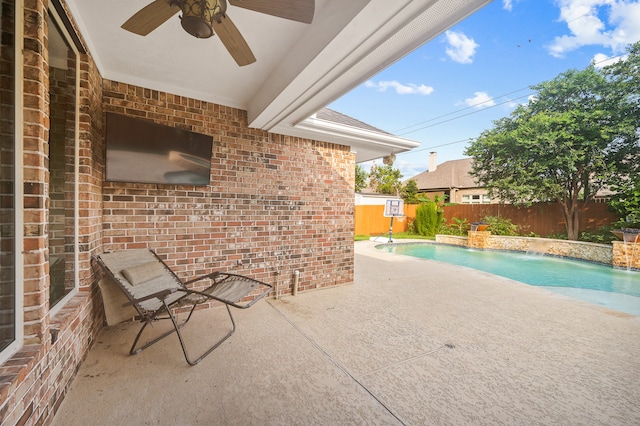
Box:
<box><xmin>179</xmin><ymin>0</ymin><xmax>227</xmax><ymax>39</ymax></box>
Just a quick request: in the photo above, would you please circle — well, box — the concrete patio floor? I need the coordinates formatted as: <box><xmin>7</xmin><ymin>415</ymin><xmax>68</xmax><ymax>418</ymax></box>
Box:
<box><xmin>52</xmin><ymin>241</ymin><xmax>640</xmax><ymax>425</ymax></box>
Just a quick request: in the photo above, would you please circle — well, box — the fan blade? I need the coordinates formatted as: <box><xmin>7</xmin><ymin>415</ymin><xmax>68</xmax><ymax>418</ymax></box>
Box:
<box><xmin>122</xmin><ymin>0</ymin><xmax>181</xmax><ymax>36</ymax></box>
<box><xmin>212</xmin><ymin>15</ymin><xmax>256</xmax><ymax>66</ymax></box>
<box><xmin>229</xmin><ymin>0</ymin><xmax>314</xmax><ymax>24</ymax></box>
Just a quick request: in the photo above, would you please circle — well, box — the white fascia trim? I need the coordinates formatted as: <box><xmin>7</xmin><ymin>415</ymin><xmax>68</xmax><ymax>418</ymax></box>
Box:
<box><xmin>253</xmin><ymin>0</ymin><xmax>493</xmax><ymax>132</ymax></box>
<box><xmin>248</xmin><ymin>0</ymin><xmax>411</xmax><ymax>129</ymax></box>
<box><xmin>274</xmin><ymin>116</ymin><xmax>420</xmax><ymax>153</ymax></box>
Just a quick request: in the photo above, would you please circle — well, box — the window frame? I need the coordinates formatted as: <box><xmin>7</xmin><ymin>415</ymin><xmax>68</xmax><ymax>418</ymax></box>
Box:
<box><xmin>461</xmin><ymin>194</ymin><xmax>491</xmax><ymax>204</ymax></box>
<box><xmin>0</xmin><ymin>0</ymin><xmax>24</xmax><ymax>366</ymax></box>
<box><xmin>47</xmin><ymin>4</ymin><xmax>80</xmax><ymax>316</ymax></box>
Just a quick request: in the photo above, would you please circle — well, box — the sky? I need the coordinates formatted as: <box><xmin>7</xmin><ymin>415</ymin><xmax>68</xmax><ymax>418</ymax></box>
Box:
<box><xmin>328</xmin><ymin>0</ymin><xmax>640</xmax><ymax>180</ymax></box>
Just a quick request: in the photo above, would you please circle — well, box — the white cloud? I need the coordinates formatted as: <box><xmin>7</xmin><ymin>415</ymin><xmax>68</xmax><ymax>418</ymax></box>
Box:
<box><xmin>361</xmin><ymin>157</ymin><xmax>427</xmax><ymax>179</ymax></box>
<box><xmin>504</xmin><ymin>100</ymin><xmax>519</xmax><ymax>109</ymax></box>
<box><xmin>548</xmin><ymin>0</ymin><xmax>640</xmax><ymax>58</ymax></box>
<box><xmin>444</xmin><ymin>30</ymin><xmax>479</xmax><ymax>64</ymax></box>
<box><xmin>592</xmin><ymin>52</ymin><xmax>625</xmax><ymax>68</ymax></box>
<box><xmin>396</xmin><ymin>158</ymin><xmax>427</xmax><ymax>180</ymax></box>
<box><xmin>503</xmin><ymin>0</ymin><xmax>524</xmax><ymax>12</ymax></box>
<box><xmin>364</xmin><ymin>80</ymin><xmax>434</xmax><ymax>95</ymax></box>
<box><xmin>464</xmin><ymin>92</ymin><xmax>496</xmax><ymax>108</ymax></box>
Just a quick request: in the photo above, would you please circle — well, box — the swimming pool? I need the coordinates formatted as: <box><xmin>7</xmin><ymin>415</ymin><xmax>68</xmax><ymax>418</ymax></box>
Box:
<box><xmin>377</xmin><ymin>242</ymin><xmax>640</xmax><ymax>316</ymax></box>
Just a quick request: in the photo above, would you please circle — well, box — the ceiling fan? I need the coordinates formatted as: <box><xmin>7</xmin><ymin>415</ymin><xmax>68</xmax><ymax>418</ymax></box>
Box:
<box><xmin>121</xmin><ymin>0</ymin><xmax>314</xmax><ymax>66</ymax></box>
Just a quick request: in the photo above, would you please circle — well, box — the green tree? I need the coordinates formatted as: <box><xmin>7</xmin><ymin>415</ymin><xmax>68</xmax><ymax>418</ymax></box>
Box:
<box><xmin>466</xmin><ymin>45</ymin><xmax>640</xmax><ymax>240</ymax></box>
<box><xmin>601</xmin><ymin>42</ymin><xmax>640</xmax><ymax>225</ymax></box>
<box><xmin>355</xmin><ymin>164</ymin><xmax>368</xmax><ymax>193</ymax></box>
<box><xmin>369</xmin><ymin>164</ymin><xmax>403</xmax><ymax>196</ymax></box>
<box><xmin>402</xmin><ymin>179</ymin><xmax>419</xmax><ymax>203</ymax></box>
<box><xmin>609</xmin><ymin>185</ymin><xmax>640</xmax><ymax>225</ymax></box>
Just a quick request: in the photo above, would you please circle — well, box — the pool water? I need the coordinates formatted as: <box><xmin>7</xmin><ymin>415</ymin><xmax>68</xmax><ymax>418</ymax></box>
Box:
<box><xmin>378</xmin><ymin>243</ymin><xmax>640</xmax><ymax>316</ymax></box>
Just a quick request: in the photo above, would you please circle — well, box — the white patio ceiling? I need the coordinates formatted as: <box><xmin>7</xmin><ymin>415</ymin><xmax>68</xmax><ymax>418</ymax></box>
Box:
<box><xmin>63</xmin><ymin>0</ymin><xmax>492</xmax><ymax>162</ymax></box>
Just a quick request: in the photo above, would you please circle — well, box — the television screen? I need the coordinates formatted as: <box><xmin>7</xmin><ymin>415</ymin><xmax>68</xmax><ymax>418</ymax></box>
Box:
<box><xmin>105</xmin><ymin>112</ymin><xmax>213</xmax><ymax>185</ymax></box>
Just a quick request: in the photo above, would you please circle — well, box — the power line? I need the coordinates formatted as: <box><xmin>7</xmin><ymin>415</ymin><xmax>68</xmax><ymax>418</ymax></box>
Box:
<box><xmin>390</xmin><ymin>50</ymin><xmax>629</xmax><ymax>155</ymax></box>
<box><xmin>397</xmin><ymin>138</ymin><xmax>474</xmax><ymax>157</ymax></box>
<box><xmin>384</xmin><ymin>2</ymin><xmax>632</xmax><ymax>138</ymax></box>
<box><xmin>392</xmin><ymin>87</ymin><xmax>530</xmax><ymax>134</ymax></box>
<box><xmin>391</xmin><ymin>51</ymin><xmax>627</xmax><ymax>138</ymax></box>
<box><xmin>398</xmin><ymin>92</ymin><xmax>533</xmax><ymax>136</ymax></box>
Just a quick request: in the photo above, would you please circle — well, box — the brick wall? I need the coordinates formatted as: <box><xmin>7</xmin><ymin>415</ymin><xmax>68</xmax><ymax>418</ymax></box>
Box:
<box><xmin>1</xmin><ymin>0</ymin><xmax>356</xmax><ymax>423</ymax></box>
<box><xmin>102</xmin><ymin>81</ymin><xmax>355</xmax><ymax>296</ymax></box>
<box><xmin>1</xmin><ymin>0</ymin><xmax>55</xmax><ymax>423</ymax></box>
<box><xmin>0</xmin><ymin>1</ymin><xmax>105</xmax><ymax>424</ymax></box>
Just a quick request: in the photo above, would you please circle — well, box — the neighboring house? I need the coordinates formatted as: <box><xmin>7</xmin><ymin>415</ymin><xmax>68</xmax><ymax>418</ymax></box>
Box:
<box><xmin>0</xmin><ymin>0</ymin><xmax>491</xmax><ymax>424</ymax></box>
<box><xmin>407</xmin><ymin>152</ymin><xmax>496</xmax><ymax>204</ymax></box>
<box><xmin>409</xmin><ymin>152</ymin><xmax>615</xmax><ymax>205</ymax></box>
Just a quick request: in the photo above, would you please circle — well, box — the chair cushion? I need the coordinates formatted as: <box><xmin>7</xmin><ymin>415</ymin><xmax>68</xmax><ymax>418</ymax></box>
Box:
<box><xmin>121</xmin><ymin>261</ymin><xmax>165</xmax><ymax>286</ymax></box>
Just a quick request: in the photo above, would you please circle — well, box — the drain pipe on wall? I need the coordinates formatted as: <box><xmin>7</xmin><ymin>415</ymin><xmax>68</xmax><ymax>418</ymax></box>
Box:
<box><xmin>273</xmin><ymin>269</ymin><xmax>280</xmax><ymax>299</ymax></box>
<box><xmin>292</xmin><ymin>270</ymin><xmax>300</xmax><ymax>296</ymax></box>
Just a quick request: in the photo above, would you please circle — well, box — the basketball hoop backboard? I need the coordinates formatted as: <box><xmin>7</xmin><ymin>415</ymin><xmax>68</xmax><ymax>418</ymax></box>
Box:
<box><xmin>383</xmin><ymin>199</ymin><xmax>404</xmax><ymax>217</ymax></box>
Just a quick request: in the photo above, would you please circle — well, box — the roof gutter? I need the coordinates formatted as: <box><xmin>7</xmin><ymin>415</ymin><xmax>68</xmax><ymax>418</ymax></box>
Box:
<box><xmin>271</xmin><ymin>116</ymin><xmax>420</xmax><ymax>163</ymax></box>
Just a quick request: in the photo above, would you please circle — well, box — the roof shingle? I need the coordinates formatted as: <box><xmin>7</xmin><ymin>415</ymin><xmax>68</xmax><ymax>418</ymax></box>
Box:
<box><xmin>316</xmin><ymin>108</ymin><xmax>392</xmax><ymax>135</ymax></box>
<box><xmin>408</xmin><ymin>158</ymin><xmax>479</xmax><ymax>190</ymax></box>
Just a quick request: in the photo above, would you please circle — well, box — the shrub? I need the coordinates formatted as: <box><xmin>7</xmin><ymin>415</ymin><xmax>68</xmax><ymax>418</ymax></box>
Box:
<box><xmin>579</xmin><ymin>230</ymin><xmax>615</xmax><ymax>244</ymax></box>
<box><xmin>481</xmin><ymin>215</ymin><xmax>518</xmax><ymax>236</ymax></box>
<box><xmin>578</xmin><ymin>221</ymin><xmax>639</xmax><ymax>244</ymax></box>
<box><xmin>406</xmin><ymin>217</ymin><xmax>416</xmax><ymax>234</ymax></box>
<box><xmin>439</xmin><ymin>217</ymin><xmax>469</xmax><ymax>236</ymax></box>
<box><xmin>611</xmin><ymin>218</ymin><xmax>640</xmax><ymax>231</ymax></box>
<box><xmin>415</xmin><ymin>200</ymin><xmax>443</xmax><ymax>236</ymax></box>
<box><xmin>547</xmin><ymin>232</ymin><xmax>568</xmax><ymax>240</ymax></box>
<box><xmin>414</xmin><ymin>203</ymin><xmax>430</xmax><ymax>236</ymax></box>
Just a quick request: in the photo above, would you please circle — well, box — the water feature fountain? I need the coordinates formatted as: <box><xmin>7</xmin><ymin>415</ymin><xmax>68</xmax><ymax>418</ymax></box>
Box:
<box><xmin>467</xmin><ymin>223</ymin><xmax>490</xmax><ymax>249</ymax></box>
<box><xmin>470</xmin><ymin>222</ymin><xmax>489</xmax><ymax>232</ymax></box>
<box><xmin>526</xmin><ymin>238</ymin><xmax>554</xmax><ymax>256</ymax></box>
<box><xmin>612</xmin><ymin>228</ymin><xmax>640</xmax><ymax>270</ymax></box>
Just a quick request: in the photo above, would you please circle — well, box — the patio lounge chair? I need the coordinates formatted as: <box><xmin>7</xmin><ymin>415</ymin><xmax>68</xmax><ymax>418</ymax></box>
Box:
<box><xmin>95</xmin><ymin>249</ymin><xmax>272</xmax><ymax>365</ymax></box>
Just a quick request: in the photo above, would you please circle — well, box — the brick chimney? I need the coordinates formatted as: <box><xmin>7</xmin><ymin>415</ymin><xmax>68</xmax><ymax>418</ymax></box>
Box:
<box><xmin>429</xmin><ymin>151</ymin><xmax>437</xmax><ymax>172</ymax></box>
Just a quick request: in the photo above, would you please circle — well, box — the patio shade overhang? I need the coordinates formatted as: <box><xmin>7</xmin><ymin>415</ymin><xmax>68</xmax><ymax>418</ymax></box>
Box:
<box><xmin>64</xmin><ymin>0</ymin><xmax>492</xmax><ymax>162</ymax></box>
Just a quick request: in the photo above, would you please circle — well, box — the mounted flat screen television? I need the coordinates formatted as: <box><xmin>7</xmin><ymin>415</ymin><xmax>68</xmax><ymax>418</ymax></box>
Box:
<box><xmin>105</xmin><ymin>112</ymin><xmax>213</xmax><ymax>185</ymax></box>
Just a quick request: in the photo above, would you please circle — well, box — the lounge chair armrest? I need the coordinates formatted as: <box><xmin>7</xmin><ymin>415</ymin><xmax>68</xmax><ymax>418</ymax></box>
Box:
<box><xmin>194</xmin><ymin>273</ymin><xmax>273</xmax><ymax>308</ymax></box>
<box><xmin>122</xmin><ymin>287</ymin><xmax>182</xmax><ymax>307</ymax></box>
<box><xmin>183</xmin><ymin>271</ymin><xmax>221</xmax><ymax>286</ymax></box>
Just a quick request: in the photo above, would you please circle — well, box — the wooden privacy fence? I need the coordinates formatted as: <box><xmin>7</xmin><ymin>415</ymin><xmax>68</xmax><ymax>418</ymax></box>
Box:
<box><xmin>355</xmin><ymin>202</ymin><xmax>619</xmax><ymax>237</ymax></box>
<box><xmin>355</xmin><ymin>204</ymin><xmax>417</xmax><ymax>236</ymax></box>
<box><xmin>441</xmin><ymin>202</ymin><xmax>618</xmax><ymax>236</ymax></box>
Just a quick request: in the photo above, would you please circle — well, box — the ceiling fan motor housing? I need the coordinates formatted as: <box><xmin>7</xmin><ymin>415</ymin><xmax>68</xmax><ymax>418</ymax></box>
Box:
<box><xmin>179</xmin><ymin>0</ymin><xmax>227</xmax><ymax>38</ymax></box>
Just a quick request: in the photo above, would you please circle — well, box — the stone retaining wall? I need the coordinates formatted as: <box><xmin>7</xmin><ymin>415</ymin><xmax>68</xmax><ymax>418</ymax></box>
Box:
<box><xmin>435</xmin><ymin>235</ymin><xmax>468</xmax><ymax>247</ymax></box>
<box><xmin>435</xmin><ymin>233</ymin><xmax>639</xmax><ymax>270</ymax></box>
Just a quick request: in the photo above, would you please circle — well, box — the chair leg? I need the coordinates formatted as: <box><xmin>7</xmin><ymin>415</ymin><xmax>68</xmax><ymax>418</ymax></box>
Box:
<box><xmin>167</xmin><ymin>303</ymin><xmax>237</xmax><ymax>366</ymax></box>
<box><xmin>129</xmin><ymin>304</ymin><xmax>198</xmax><ymax>356</ymax></box>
